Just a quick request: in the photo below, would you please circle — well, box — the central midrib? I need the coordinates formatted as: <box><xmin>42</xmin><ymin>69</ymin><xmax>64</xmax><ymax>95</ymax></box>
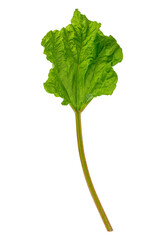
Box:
<box><xmin>76</xmin><ymin>39</ymin><xmax>82</xmax><ymax>110</ymax></box>
<box><xmin>76</xmin><ymin>61</ymin><xmax>80</xmax><ymax>110</ymax></box>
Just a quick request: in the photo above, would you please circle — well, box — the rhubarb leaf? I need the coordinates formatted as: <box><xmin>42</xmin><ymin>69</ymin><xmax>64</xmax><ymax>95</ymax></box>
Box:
<box><xmin>42</xmin><ymin>9</ymin><xmax>123</xmax><ymax>111</ymax></box>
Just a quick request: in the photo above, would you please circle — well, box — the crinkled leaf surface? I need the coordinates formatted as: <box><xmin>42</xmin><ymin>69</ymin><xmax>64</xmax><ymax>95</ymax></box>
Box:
<box><xmin>41</xmin><ymin>9</ymin><xmax>123</xmax><ymax>111</ymax></box>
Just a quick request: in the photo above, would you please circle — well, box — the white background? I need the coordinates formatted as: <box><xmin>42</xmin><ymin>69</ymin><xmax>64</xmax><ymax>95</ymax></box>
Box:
<box><xmin>0</xmin><ymin>0</ymin><xmax>160</xmax><ymax>239</ymax></box>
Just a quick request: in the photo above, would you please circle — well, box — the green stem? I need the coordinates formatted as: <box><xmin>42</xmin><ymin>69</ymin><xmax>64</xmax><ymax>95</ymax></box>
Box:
<box><xmin>75</xmin><ymin>110</ymin><xmax>113</xmax><ymax>232</ymax></box>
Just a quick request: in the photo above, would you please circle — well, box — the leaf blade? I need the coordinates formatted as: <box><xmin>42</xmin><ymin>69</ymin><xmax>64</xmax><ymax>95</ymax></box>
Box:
<box><xmin>42</xmin><ymin>9</ymin><xmax>123</xmax><ymax>111</ymax></box>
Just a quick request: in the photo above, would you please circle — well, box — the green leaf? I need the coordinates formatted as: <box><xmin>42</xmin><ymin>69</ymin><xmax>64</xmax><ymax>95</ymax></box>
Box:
<box><xmin>42</xmin><ymin>9</ymin><xmax>123</xmax><ymax>111</ymax></box>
